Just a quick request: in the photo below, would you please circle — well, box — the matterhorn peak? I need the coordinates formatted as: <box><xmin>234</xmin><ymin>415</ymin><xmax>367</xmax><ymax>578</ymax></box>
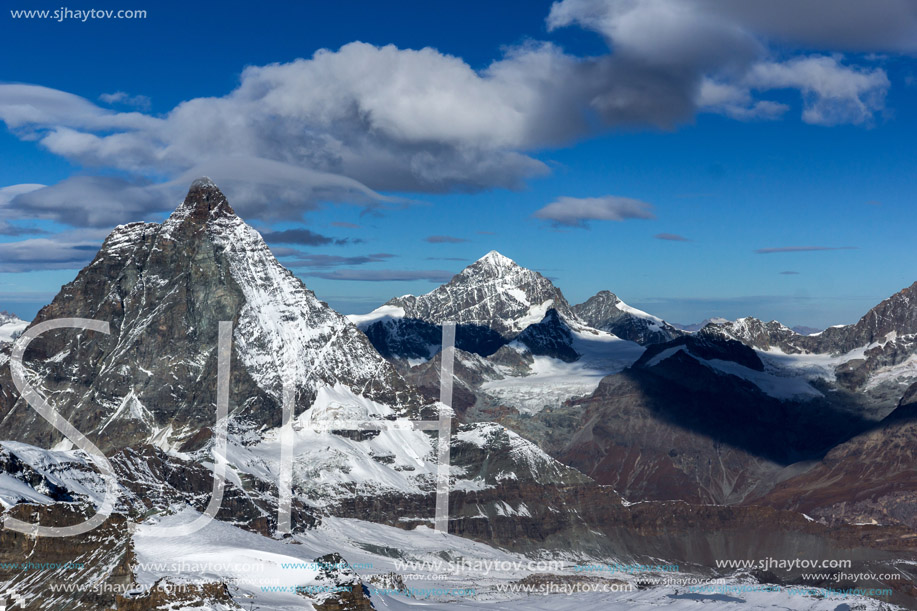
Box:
<box><xmin>190</xmin><ymin>176</ymin><xmax>219</xmax><ymax>190</ymax></box>
<box><xmin>167</xmin><ymin>177</ymin><xmax>236</xmax><ymax>230</ymax></box>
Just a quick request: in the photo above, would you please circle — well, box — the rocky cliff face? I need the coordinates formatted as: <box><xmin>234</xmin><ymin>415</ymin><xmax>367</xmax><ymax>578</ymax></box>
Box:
<box><xmin>2</xmin><ymin>179</ymin><xmax>916</xmax><ymax>610</ymax></box>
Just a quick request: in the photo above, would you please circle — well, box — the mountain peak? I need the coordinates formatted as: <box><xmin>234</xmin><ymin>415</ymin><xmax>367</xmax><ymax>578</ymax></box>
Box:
<box><xmin>379</xmin><ymin>250</ymin><xmax>573</xmax><ymax>338</ymax></box>
<box><xmin>190</xmin><ymin>176</ymin><xmax>219</xmax><ymax>190</ymax></box>
<box><xmin>476</xmin><ymin>250</ymin><xmax>516</xmax><ymax>267</ymax></box>
<box><xmin>172</xmin><ymin>177</ymin><xmax>235</xmax><ymax>226</ymax></box>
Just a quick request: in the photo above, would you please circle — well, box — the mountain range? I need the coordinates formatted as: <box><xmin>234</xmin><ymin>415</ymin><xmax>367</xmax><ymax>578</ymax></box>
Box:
<box><xmin>1</xmin><ymin>180</ymin><xmax>915</xmax><ymax>610</ymax></box>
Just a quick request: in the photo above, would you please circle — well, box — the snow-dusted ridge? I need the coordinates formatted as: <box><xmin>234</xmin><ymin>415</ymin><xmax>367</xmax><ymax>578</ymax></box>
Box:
<box><xmin>0</xmin><ymin>311</ymin><xmax>27</xmax><ymax>344</ymax></box>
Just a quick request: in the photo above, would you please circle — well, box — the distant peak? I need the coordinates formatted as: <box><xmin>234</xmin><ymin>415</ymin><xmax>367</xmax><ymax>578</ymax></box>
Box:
<box><xmin>477</xmin><ymin>250</ymin><xmax>516</xmax><ymax>266</ymax></box>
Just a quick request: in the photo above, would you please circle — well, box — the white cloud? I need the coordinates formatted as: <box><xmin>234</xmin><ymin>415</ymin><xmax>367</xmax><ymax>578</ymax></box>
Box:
<box><xmin>534</xmin><ymin>195</ymin><xmax>655</xmax><ymax>227</ymax></box>
<box><xmin>2</xmin><ymin>176</ymin><xmax>169</xmax><ymax>227</ymax></box>
<box><xmin>551</xmin><ymin>0</ymin><xmax>917</xmax><ymax>53</ymax></box>
<box><xmin>696</xmin><ymin>79</ymin><xmax>789</xmax><ymax>120</ymax></box>
<box><xmin>99</xmin><ymin>91</ymin><xmax>151</xmax><ymax>109</ymax></box>
<box><xmin>746</xmin><ymin>56</ymin><xmax>889</xmax><ymax>125</ymax></box>
<box><xmin>549</xmin><ymin>0</ymin><xmax>893</xmax><ymax>125</ymax></box>
<box><xmin>0</xmin><ymin>0</ymin><xmax>907</xmax><ymax>237</ymax></box>
<box><xmin>0</xmin><ymin>236</ymin><xmax>102</xmax><ymax>272</ymax></box>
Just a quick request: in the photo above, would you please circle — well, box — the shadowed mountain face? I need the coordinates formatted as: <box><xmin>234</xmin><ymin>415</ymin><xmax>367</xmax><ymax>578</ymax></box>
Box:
<box><xmin>759</xmin><ymin>382</ymin><xmax>917</xmax><ymax>530</ymax></box>
<box><xmin>0</xmin><ymin>179</ymin><xmax>417</xmax><ymax>453</ymax></box>
<box><xmin>358</xmin><ymin>251</ymin><xmax>578</xmax><ymax>362</ymax></box>
<box><xmin>498</xmin><ymin>336</ymin><xmax>879</xmax><ymax>505</ymax></box>
<box><xmin>514</xmin><ymin>309</ymin><xmax>579</xmax><ymax>362</ymax></box>
<box><xmin>385</xmin><ymin>250</ymin><xmax>575</xmax><ymax>338</ymax></box>
<box><xmin>362</xmin><ymin>318</ymin><xmax>506</xmax><ymax>360</ymax></box>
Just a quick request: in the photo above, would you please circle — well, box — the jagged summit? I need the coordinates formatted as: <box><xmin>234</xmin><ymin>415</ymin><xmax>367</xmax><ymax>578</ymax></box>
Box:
<box><xmin>458</xmin><ymin>250</ymin><xmax>521</xmax><ymax>280</ymax></box>
<box><xmin>189</xmin><ymin>176</ymin><xmax>219</xmax><ymax>190</ymax></box>
<box><xmin>382</xmin><ymin>250</ymin><xmax>574</xmax><ymax>337</ymax></box>
<box><xmin>573</xmin><ymin>289</ymin><xmax>681</xmax><ymax>346</ymax></box>
<box><xmin>169</xmin><ymin>176</ymin><xmax>236</xmax><ymax>228</ymax></box>
<box><xmin>475</xmin><ymin>249</ymin><xmax>516</xmax><ymax>266</ymax></box>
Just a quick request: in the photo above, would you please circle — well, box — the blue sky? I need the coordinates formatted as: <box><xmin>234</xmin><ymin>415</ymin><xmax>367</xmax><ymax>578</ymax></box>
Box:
<box><xmin>1</xmin><ymin>0</ymin><xmax>916</xmax><ymax>327</ymax></box>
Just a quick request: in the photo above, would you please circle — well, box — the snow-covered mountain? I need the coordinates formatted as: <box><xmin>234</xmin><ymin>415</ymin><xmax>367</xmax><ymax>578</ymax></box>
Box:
<box><xmin>2</xmin><ymin>181</ymin><xmax>916</xmax><ymax>610</ymax></box>
<box><xmin>381</xmin><ymin>250</ymin><xmax>576</xmax><ymax>337</ymax></box>
<box><xmin>351</xmin><ymin>251</ymin><xmax>578</xmax><ymax>362</ymax></box>
<box><xmin>351</xmin><ymin>253</ymin><xmax>648</xmax><ymax>414</ymax></box>
<box><xmin>0</xmin><ymin>179</ymin><xmax>655</xmax><ymax>609</ymax></box>
<box><xmin>572</xmin><ymin>290</ymin><xmax>682</xmax><ymax>345</ymax></box>
<box><xmin>0</xmin><ymin>311</ymin><xmax>27</xmax><ymax>345</ymax></box>
<box><xmin>0</xmin><ymin>178</ymin><xmax>418</xmax><ymax>453</ymax></box>
<box><xmin>698</xmin><ymin>316</ymin><xmax>805</xmax><ymax>353</ymax></box>
<box><xmin>695</xmin><ymin>283</ymin><xmax>917</xmax><ymax>396</ymax></box>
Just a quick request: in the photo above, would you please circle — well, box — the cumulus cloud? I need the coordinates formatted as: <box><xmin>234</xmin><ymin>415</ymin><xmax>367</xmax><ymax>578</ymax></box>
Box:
<box><xmin>550</xmin><ymin>0</ymin><xmax>894</xmax><ymax>125</ymax></box>
<box><xmin>0</xmin><ymin>0</ymin><xmax>908</xmax><ymax>243</ymax></box>
<box><xmin>745</xmin><ymin>57</ymin><xmax>889</xmax><ymax>125</ymax></box>
<box><xmin>696</xmin><ymin>78</ymin><xmax>789</xmax><ymax>120</ymax></box>
<box><xmin>754</xmin><ymin>246</ymin><xmax>857</xmax><ymax>254</ymax></box>
<box><xmin>700</xmin><ymin>0</ymin><xmax>917</xmax><ymax>52</ymax></box>
<box><xmin>534</xmin><ymin>195</ymin><xmax>655</xmax><ymax>228</ymax></box>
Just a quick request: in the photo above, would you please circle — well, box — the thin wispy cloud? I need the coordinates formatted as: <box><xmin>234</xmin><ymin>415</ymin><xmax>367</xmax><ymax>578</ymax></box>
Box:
<box><xmin>534</xmin><ymin>195</ymin><xmax>655</xmax><ymax>228</ymax></box>
<box><xmin>261</xmin><ymin>228</ymin><xmax>360</xmax><ymax>246</ymax></box>
<box><xmin>780</xmin><ymin>270</ymin><xmax>801</xmax><ymax>275</ymax></box>
<box><xmin>654</xmin><ymin>233</ymin><xmax>691</xmax><ymax>242</ymax></box>
<box><xmin>0</xmin><ymin>0</ymin><xmax>902</xmax><ymax>236</ymax></box>
<box><xmin>0</xmin><ymin>238</ymin><xmax>100</xmax><ymax>272</ymax></box>
<box><xmin>755</xmin><ymin>246</ymin><xmax>857</xmax><ymax>254</ymax></box>
<box><xmin>98</xmin><ymin>91</ymin><xmax>151</xmax><ymax>110</ymax></box>
<box><xmin>425</xmin><ymin>235</ymin><xmax>469</xmax><ymax>244</ymax></box>
<box><xmin>308</xmin><ymin>269</ymin><xmax>454</xmax><ymax>282</ymax></box>
<box><xmin>283</xmin><ymin>253</ymin><xmax>395</xmax><ymax>268</ymax></box>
